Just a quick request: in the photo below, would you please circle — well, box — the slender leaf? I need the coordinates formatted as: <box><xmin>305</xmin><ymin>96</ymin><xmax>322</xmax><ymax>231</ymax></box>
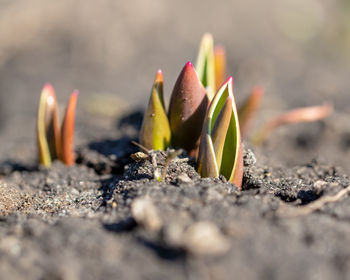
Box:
<box><xmin>211</xmin><ymin>96</ymin><xmax>232</xmax><ymax>170</ymax></box>
<box><xmin>252</xmin><ymin>103</ymin><xmax>333</xmax><ymax>145</ymax></box>
<box><xmin>238</xmin><ymin>86</ymin><xmax>264</xmax><ymax>137</ymax></box>
<box><xmin>37</xmin><ymin>83</ymin><xmax>60</xmax><ymax>166</ymax></box>
<box><xmin>214</xmin><ymin>45</ymin><xmax>226</xmax><ymax>91</ymax></box>
<box><xmin>61</xmin><ymin>90</ymin><xmax>79</xmax><ymax>166</ymax></box>
<box><xmin>195</xmin><ymin>33</ymin><xmax>215</xmax><ymax>100</ymax></box>
<box><xmin>197</xmin><ymin>134</ymin><xmax>219</xmax><ymax>178</ymax></box>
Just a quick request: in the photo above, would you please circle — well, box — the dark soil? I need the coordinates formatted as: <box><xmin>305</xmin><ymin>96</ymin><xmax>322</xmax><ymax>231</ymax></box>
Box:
<box><xmin>1</xmin><ymin>114</ymin><xmax>350</xmax><ymax>280</ymax></box>
<box><xmin>1</xmin><ymin>1</ymin><xmax>350</xmax><ymax>279</ymax></box>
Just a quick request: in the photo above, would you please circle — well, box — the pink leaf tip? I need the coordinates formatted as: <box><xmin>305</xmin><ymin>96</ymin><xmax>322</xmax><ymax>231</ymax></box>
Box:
<box><xmin>185</xmin><ymin>61</ymin><xmax>193</xmax><ymax>68</ymax></box>
<box><xmin>226</xmin><ymin>76</ymin><xmax>233</xmax><ymax>85</ymax></box>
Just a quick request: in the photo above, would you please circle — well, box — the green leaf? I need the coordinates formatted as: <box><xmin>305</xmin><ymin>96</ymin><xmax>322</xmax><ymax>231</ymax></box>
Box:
<box><xmin>211</xmin><ymin>96</ymin><xmax>232</xmax><ymax>171</ymax></box>
<box><xmin>195</xmin><ymin>33</ymin><xmax>215</xmax><ymax>100</ymax></box>
<box><xmin>197</xmin><ymin>134</ymin><xmax>219</xmax><ymax>178</ymax></box>
<box><xmin>140</xmin><ymin>70</ymin><xmax>171</xmax><ymax>150</ymax></box>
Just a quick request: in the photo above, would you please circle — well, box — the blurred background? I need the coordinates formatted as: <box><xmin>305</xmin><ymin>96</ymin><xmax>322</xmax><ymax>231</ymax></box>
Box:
<box><xmin>1</xmin><ymin>0</ymin><xmax>350</xmax><ymax>170</ymax></box>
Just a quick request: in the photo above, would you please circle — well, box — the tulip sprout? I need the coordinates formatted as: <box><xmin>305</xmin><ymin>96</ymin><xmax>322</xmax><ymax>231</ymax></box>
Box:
<box><xmin>138</xmin><ymin>32</ymin><xmax>332</xmax><ymax>189</ymax></box>
<box><xmin>37</xmin><ymin>84</ymin><xmax>78</xmax><ymax>167</ymax></box>
<box><xmin>140</xmin><ymin>70</ymin><xmax>171</xmax><ymax>151</ymax></box>
<box><xmin>197</xmin><ymin>77</ymin><xmax>243</xmax><ymax>189</ymax></box>
<box><xmin>168</xmin><ymin>62</ymin><xmax>209</xmax><ymax>157</ymax></box>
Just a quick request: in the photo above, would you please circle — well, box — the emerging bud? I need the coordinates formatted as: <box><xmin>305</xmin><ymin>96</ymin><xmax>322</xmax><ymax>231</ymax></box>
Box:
<box><xmin>195</xmin><ymin>33</ymin><xmax>215</xmax><ymax>100</ymax></box>
<box><xmin>214</xmin><ymin>45</ymin><xmax>227</xmax><ymax>91</ymax></box>
<box><xmin>197</xmin><ymin>77</ymin><xmax>243</xmax><ymax>189</ymax></box>
<box><xmin>139</xmin><ymin>69</ymin><xmax>171</xmax><ymax>150</ymax></box>
<box><xmin>37</xmin><ymin>83</ymin><xmax>61</xmax><ymax>167</ymax></box>
<box><xmin>168</xmin><ymin>61</ymin><xmax>209</xmax><ymax>157</ymax></box>
<box><xmin>238</xmin><ymin>86</ymin><xmax>264</xmax><ymax>137</ymax></box>
<box><xmin>61</xmin><ymin>90</ymin><xmax>79</xmax><ymax>166</ymax></box>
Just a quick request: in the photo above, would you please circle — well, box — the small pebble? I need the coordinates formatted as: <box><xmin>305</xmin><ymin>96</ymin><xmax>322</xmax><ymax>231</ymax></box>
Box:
<box><xmin>176</xmin><ymin>173</ymin><xmax>192</xmax><ymax>184</ymax></box>
<box><xmin>183</xmin><ymin>221</ymin><xmax>230</xmax><ymax>256</ymax></box>
<box><xmin>131</xmin><ymin>152</ymin><xmax>149</xmax><ymax>162</ymax></box>
<box><xmin>131</xmin><ymin>197</ymin><xmax>162</xmax><ymax>231</ymax></box>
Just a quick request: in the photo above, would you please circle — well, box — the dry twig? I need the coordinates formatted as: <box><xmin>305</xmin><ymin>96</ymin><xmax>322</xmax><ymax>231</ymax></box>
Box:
<box><xmin>277</xmin><ymin>185</ymin><xmax>350</xmax><ymax>217</ymax></box>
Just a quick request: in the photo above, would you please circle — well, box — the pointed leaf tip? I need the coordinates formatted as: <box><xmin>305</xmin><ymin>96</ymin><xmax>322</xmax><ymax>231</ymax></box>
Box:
<box><xmin>155</xmin><ymin>69</ymin><xmax>163</xmax><ymax>83</ymax></box>
<box><xmin>185</xmin><ymin>61</ymin><xmax>193</xmax><ymax>68</ymax></box>
<box><xmin>226</xmin><ymin>76</ymin><xmax>233</xmax><ymax>85</ymax></box>
<box><xmin>202</xmin><ymin>32</ymin><xmax>214</xmax><ymax>43</ymax></box>
<box><xmin>43</xmin><ymin>83</ymin><xmax>54</xmax><ymax>93</ymax></box>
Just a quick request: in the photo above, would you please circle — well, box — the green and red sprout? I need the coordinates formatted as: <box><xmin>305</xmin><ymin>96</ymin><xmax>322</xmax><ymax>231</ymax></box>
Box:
<box><xmin>197</xmin><ymin>77</ymin><xmax>243</xmax><ymax>188</ymax></box>
<box><xmin>37</xmin><ymin>84</ymin><xmax>78</xmax><ymax>167</ymax></box>
<box><xmin>168</xmin><ymin>61</ymin><xmax>209</xmax><ymax>157</ymax></box>
<box><xmin>140</xmin><ymin>70</ymin><xmax>171</xmax><ymax>151</ymax></box>
<box><xmin>137</xmin><ymin>32</ymin><xmax>332</xmax><ymax>188</ymax></box>
<box><xmin>139</xmin><ymin>34</ymin><xmax>244</xmax><ymax>187</ymax></box>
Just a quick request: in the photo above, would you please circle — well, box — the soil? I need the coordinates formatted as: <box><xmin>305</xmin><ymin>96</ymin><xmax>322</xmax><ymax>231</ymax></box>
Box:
<box><xmin>1</xmin><ymin>1</ymin><xmax>350</xmax><ymax>280</ymax></box>
<box><xmin>1</xmin><ymin>114</ymin><xmax>350</xmax><ymax>280</ymax></box>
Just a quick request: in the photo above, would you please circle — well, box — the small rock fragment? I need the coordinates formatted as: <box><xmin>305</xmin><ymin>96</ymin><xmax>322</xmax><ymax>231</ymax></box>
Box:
<box><xmin>183</xmin><ymin>221</ymin><xmax>230</xmax><ymax>256</ymax></box>
<box><xmin>131</xmin><ymin>152</ymin><xmax>149</xmax><ymax>162</ymax></box>
<box><xmin>131</xmin><ymin>197</ymin><xmax>162</xmax><ymax>231</ymax></box>
<box><xmin>313</xmin><ymin>180</ymin><xmax>327</xmax><ymax>190</ymax></box>
<box><xmin>176</xmin><ymin>173</ymin><xmax>192</xmax><ymax>184</ymax></box>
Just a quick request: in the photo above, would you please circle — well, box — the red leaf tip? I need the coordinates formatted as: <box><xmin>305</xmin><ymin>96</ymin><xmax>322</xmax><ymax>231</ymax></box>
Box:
<box><xmin>185</xmin><ymin>61</ymin><xmax>193</xmax><ymax>68</ymax></box>
<box><xmin>72</xmin><ymin>90</ymin><xmax>79</xmax><ymax>96</ymax></box>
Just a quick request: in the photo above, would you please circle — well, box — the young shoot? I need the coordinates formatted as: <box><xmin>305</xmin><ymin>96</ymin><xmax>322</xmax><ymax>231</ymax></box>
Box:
<box><xmin>197</xmin><ymin>77</ymin><xmax>243</xmax><ymax>189</ymax></box>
